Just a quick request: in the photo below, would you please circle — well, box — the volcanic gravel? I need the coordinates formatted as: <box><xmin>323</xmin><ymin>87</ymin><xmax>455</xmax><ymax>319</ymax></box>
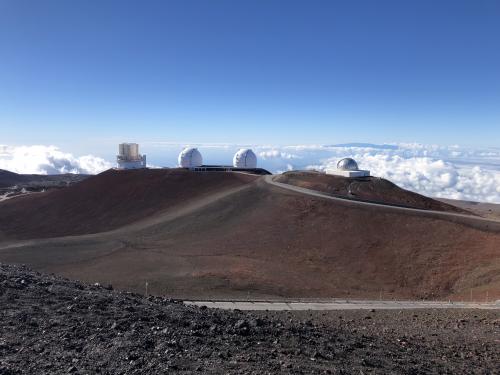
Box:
<box><xmin>1</xmin><ymin>264</ymin><xmax>498</xmax><ymax>374</ymax></box>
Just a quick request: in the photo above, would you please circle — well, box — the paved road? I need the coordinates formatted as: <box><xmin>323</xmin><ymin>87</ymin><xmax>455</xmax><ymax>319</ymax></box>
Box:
<box><xmin>184</xmin><ymin>300</ymin><xmax>500</xmax><ymax>310</ymax></box>
<box><xmin>263</xmin><ymin>175</ymin><xmax>500</xmax><ymax>228</ymax></box>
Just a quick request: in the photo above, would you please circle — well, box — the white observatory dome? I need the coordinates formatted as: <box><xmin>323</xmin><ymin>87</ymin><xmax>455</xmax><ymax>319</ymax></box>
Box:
<box><xmin>337</xmin><ymin>158</ymin><xmax>359</xmax><ymax>171</ymax></box>
<box><xmin>178</xmin><ymin>148</ymin><xmax>203</xmax><ymax>168</ymax></box>
<box><xmin>233</xmin><ymin>148</ymin><xmax>257</xmax><ymax>168</ymax></box>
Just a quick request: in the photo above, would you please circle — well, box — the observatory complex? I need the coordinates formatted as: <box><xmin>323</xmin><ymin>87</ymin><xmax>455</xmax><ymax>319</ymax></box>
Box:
<box><xmin>114</xmin><ymin>143</ymin><xmax>268</xmax><ymax>174</ymax></box>
<box><xmin>326</xmin><ymin>158</ymin><xmax>370</xmax><ymax>177</ymax></box>
<box><xmin>116</xmin><ymin>143</ymin><xmax>147</xmax><ymax>169</ymax></box>
<box><xmin>177</xmin><ymin>147</ymin><xmax>270</xmax><ymax>175</ymax></box>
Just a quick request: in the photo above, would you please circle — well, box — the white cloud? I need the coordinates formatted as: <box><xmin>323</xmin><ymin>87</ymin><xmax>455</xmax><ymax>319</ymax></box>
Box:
<box><xmin>258</xmin><ymin>149</ymin><xmax>300</xmax><ymax>160</ymax></box>
<box><xmin>310</xmin><ymin>154</ymin><xmax>500</xmax><ymax>202</ymax></box>
<box><xmin>0</xmin><ymin>145</ymin><xmax>112</xmax><ymax>175</ymax></box>
<box><xmin>2</xmin><ymin>143</ymin><xmax>500</xmax><ymax>203</ymax></box>
<box><xmin>253</xmin><ymin>143</ymin><xmax>500</xmax><ymax>203</ymax></box>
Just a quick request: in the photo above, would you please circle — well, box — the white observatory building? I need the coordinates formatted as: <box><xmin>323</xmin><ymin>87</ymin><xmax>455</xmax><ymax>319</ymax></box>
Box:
<box><xmin>178</xmin><ymin>147</ymin><xmax>203</xmax><ymax>168</ymax></box>
<box><xmin>326</xmin><ymin>158</ymin><xmax>370</xmax><ymax>177</ymax></box>
<box><xmin>116</xmin><ymin>143</ymin><xmax>146</xmax><ymax>169</ymax></box>
<box><xmin>177</xmin><ymin>146</ymin><xmax>270</xmax><ymax>174</ymax></box>
<box><xmin>233</xmin><ymin>148</ymin><xmax>257</xmax><ymax>169</ymax></box>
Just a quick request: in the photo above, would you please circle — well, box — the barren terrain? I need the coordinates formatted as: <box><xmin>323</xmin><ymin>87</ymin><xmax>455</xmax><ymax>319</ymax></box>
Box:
<box><xmin>1</xmin><ymin>264</ymin><xmax>498</xmax><ymax>374</ymax></box>
<box><xmin>0</xmin><ymin>169</ymin><xmax>88</xmax><ymax>202</ymax></box>
<box><xmin>438</xmin><ymin>197</ymin><xmax>500</xmax><ymax>221</ymax></box>
<box><xmin>0</xmin><ymin>169</ymin><xmax>499</xmax><ymax>301</ymax></box>
<box><xmin>0</xmin><ymin>168</ymin><xmax>257</xmax><ymax>238</ymax></box>
<box><xmin>275</xmin><ymin>171</ymin><xmax>467</xmax><ymax>213</ymax></box>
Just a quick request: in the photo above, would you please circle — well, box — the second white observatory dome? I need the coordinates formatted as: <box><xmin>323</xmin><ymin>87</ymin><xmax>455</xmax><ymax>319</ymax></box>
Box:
<box><xmin>233</xmin><ymin>148</ymin><xmax>257</xmax><ymax>168</ymax></box>
<box><xmin>178</xmin><ymin>147</ymin><xmax>203</xmax><ymax>168</ymax></box>
<box><xmin>337</xmin><ymin>158</ymin><xmax>359</xmax><ymax>171</ymax></box>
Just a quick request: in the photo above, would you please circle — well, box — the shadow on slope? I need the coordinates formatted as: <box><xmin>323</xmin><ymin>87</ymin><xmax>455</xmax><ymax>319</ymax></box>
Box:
<box><xmin>0</xmin><ymin>168</ymin><xmax>258</xmax><ymax>239</ymax></box>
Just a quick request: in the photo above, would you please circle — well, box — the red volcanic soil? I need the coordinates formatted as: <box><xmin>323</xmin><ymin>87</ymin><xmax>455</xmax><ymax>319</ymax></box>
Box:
<box><xmin>0</xmin><ymin>169</ymin><xmax>499</xmax><ymax>301</ymax></box>
<box><xmin>0</xmin><ymin>168</ymin><xmax>258</xmax><ymax>239</ymax></box>
<box><xmin>275</xmin><ymin>171</ymin><xmax>466</xmax><ymax>213</ymax></box>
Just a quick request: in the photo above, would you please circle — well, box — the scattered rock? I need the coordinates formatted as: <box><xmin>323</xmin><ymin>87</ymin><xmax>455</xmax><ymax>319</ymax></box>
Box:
<box><xmin>0</xmin><ymin>263</ymin><xmax>497</xmax><ymax>374</ymax></box>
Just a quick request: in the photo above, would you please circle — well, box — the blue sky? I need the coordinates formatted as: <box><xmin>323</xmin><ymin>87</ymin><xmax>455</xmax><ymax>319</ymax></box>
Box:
<box><xmin>1</xmin><ymin>0</ymin><xmax>499</xmax><ymax>152</ymax></box>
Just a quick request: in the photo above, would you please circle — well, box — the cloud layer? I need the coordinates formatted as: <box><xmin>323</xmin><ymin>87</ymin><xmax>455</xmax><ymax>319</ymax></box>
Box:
<box><xmin>255</xmin><ymin>143</ymin><xmax>500</xmax><ymax>203</ymax></box>
<box><xmin>313</xmin><ymin>154</ymin><xmax>500</xmax><ymax>203</ymax></box>
<box><xmin>1</xmin><ymin>143</ymin><xmax>500</xmax><ymax>203</ymax></box>
<box><xmin>0</xmin><ymin>145</ymin><xmax>111</xmax><ymax>175</ymax></box>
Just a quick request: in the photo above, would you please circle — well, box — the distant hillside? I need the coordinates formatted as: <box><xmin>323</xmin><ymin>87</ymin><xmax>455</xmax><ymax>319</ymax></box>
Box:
<box><xmin>0</xmin><ymin>169</ymin><xmax>90</xmax><ymax>203</ymax></box>
<box><xmin>0</xmin><ymin>168</ymin><xmax>498</xmax><ymax>301</ymax></box>
<box><xmin>328</xmin><ymin>142</ymin><xmax>399</xmax><ymax>150</ymax></box>
<box><xmin>275</xmin><ymin>171</ymin><xmax>466</xmax><ymax>213</ymax></box>
<box><xmin>0</xmin><ymin>168</ymin><xmax>89</xmax><ymax>189</ymax></box>
<box><xmin>0</xmin><ymin>169</ymin><xmax>31</xmax><ymax>188</ymax></box>
<box><xmin>0</xmin><ymin>168</ymin><xmax>258</xmax><ymax>239</ymax></box>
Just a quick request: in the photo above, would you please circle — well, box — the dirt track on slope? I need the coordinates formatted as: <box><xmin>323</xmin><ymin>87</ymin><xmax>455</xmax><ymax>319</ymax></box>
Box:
<box><xmin>1</xmin><ymin>264</ymin><xmax>498</xmax><ymax>374</ymax></box>
<box><xmin>1</xmin><ymin>170</ymin><xmax>499</xmax><ymax>301</ymax></box>
<box><xmin>275</xmin><ymin>171</ymin><xmax>467</xmax><ymax>213</ymax></box>
<box><xmin>0</xmin><ymin>169</ymin><xmax>258</xmax><ymax>239</ymax></box>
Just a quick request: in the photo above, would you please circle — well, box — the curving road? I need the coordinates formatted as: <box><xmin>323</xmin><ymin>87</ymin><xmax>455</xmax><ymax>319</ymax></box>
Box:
<box><xmin>184</xmin><ymin>299</ymin><xmax>500</xmax><ymax>310</ymax></box>
<box><xmin>263</xmin><ymin>175</ymin><xmax>500</xmax><ymax>229</ymax></box>
<box><xmin>2</xmin><ymin>173</ymin><xmax>499</xmax><ymax>252</ymax></box>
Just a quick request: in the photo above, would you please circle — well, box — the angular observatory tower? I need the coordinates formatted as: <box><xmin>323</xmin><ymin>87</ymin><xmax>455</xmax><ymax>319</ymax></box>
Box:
<box><xmin>116</xmin><ymin>143</ymin><xmax>147</xmax><ymax>169</ymax></box>
<box><xmin>178</xmin><ymin>147</ymin><xmax>203</xmax><ymax>168</ymax></box>
<box><xmin>233</xmin><ymin>148</ymin><xmax>257</xmax><ymax>169</ymax></box>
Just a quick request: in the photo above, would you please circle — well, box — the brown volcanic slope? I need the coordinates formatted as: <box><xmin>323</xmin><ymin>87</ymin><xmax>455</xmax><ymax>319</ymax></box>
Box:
<box><xmin>0</xmin><ymin>170</ymin><xmax>499</xmax><ymax>301</ymax></box>
<box><xmin>0</xmin><ymin>168</ymin><xmax>258</xmax><ymax>239</ymax></box>
<box><xmin>275</xmin><ymin>170</ymin><xmax>467</xmax><ymax>213</ymax></box>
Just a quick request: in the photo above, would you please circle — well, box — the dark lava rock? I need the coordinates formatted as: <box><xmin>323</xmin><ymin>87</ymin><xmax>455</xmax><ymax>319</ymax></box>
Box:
<box><xmin>0</xmin><ymin>263</ymin><xmax>498</xmax><ymax>374</ymax></box>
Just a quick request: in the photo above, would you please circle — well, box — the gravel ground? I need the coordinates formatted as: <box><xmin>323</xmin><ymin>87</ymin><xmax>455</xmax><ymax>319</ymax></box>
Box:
<box><xmin>0</xmin><ymin>263</ymin><xmax>498</xmax><ymax>374</ymax></box>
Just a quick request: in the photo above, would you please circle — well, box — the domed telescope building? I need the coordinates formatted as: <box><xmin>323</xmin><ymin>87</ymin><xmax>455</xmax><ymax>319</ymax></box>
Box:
<box><xmin>178</xmin><ymin>147</ymin><xmax>203</xmax><ymax>168</ymax></box>
<box><xmin>116</xmin><ymin>143</ymin><xmax>146</xmax><ymax>169</ymax></box>
<box><xmin>177</xmin><ymin>147</ymin><xmax>270</xmax><ymax>175</ymax></box>
<box><xmin>233</xmin><ymin>148</ymin><xmax>257</xmax><ymax>168</ymax></box>
<box><xmin>326</xmin><ymin>158</ymin><xmax>370</xmax><ymax>177</ymax></box>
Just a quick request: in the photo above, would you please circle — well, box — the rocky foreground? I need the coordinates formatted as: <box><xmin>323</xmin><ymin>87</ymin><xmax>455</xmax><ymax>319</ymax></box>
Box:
<box><xmin>0</xmin><ymin>264</ymin><xmax>498</xmax><ymax>374</ymax></box>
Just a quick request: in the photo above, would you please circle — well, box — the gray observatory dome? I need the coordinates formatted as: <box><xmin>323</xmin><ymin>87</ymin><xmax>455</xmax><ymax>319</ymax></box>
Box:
<box><xmin>337</xmin><ymin>158</ymin><xmax>359</xmax><ymax>171</ymax></box>
<box><xmin>178</xmin><ymin>147</ymin><xmax>203</xmax><ymax>168</ymax></box>
<box><xmin>233</xmin><ymin>148</ymin><xmax>257</xmax><ymax>168</ymax></box>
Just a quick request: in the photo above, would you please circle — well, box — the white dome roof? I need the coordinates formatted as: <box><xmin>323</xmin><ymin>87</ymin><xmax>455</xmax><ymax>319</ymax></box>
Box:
<box><xmin>337</xmin><ymin>158</ymin><xmax>359</xmax><ymax>171</ymax></box>
<box><xmin>178</xmin><ymin>148</ymin><xmax>203</xmax><ymax>168</ymax></box>
<box><xmin>233</xmin><ymin>148</ymin><xmax>257</xmax><ymax>168</ymax></box>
